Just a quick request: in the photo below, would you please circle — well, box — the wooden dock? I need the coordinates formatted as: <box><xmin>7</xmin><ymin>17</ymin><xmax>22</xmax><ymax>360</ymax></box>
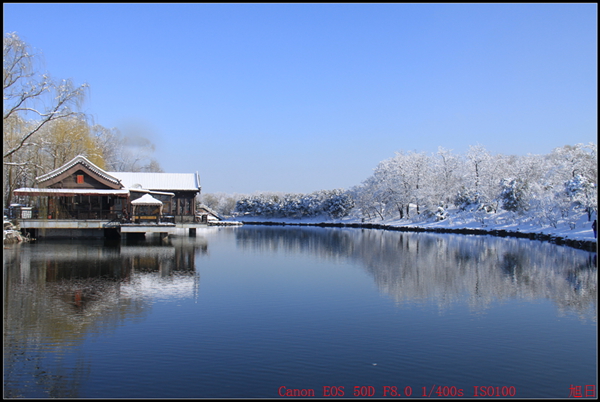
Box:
<box><xmin>16</xmin><ymin>219</ymin><xmax>211</xmax><ymax>239</ymax></box>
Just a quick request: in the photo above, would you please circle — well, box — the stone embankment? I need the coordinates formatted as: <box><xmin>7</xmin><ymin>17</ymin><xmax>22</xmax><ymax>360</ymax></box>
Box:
<box><xmin>240</xmin><ymin>221</ymin><xmax>597</xmax><ymax>252</ymax></box>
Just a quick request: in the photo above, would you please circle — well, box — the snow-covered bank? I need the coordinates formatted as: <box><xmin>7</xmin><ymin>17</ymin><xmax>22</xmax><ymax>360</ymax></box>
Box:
<box><xmin>3</xmin><ymin>219</ymin><xmax>32</xmax><ymax>244</ymax></box>
<box><xmin>231</xmin><ymin>208</ymin><xmax>597</xmax><ymax>252</ymax></box>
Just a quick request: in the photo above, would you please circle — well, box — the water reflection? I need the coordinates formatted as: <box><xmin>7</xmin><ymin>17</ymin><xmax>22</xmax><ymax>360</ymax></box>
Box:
<box><xmin>3</xmin><ymin>235</ymin><xmax>208</xmax><ymax>398</ymax></box>
<box><xmin>235</xmin><ymin>227</ymin><xmax>597</xmax><ymax>320</ymax></box>
<box><xmin>3</xmin><ymin>227</ymin><xmax>597</xmax><ymax>398</ymax></box>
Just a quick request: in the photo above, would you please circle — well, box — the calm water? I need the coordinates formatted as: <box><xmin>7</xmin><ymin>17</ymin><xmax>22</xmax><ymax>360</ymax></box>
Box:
<box><xmin>3</xmin><ymin>226</ymin><xmax>597</xmax><ymax>398</ymax></box>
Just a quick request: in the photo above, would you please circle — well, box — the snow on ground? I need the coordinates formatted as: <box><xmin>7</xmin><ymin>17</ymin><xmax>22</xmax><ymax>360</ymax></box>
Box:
<box><xmin>231</xmin><ymin>208</ymin><xmax>597</xmax><ymax>243</ymax></box>
<box><xmin>384</xmin><ymin>208</ymin><xmax>596</xmax><ymax>241</ymax></box>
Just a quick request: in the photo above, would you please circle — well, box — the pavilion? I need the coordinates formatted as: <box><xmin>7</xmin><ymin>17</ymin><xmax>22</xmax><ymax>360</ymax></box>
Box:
<box><xmin>12</xmin><ymin>155</ymin><xmax>202</xmax><ymax>238</ymax></box>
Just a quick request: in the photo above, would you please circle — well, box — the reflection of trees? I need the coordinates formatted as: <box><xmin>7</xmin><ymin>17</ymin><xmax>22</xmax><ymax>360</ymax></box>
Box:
<box><xmin>3</xmin><ymin>236</ymin><xmax>207</xmax><ymax>398</ymax></box>
<box><xmin>362</xmin><ymin>233</ymin><xmax>596</xmax><ymax>319</ymax></box>
<box><xmin>235</xmin><ymin>226</ymin><xmax>356</xmax><ymax>260</ymax></box>
<box><xmin>236</xmin><ymin>227</ymin><xmax>597</xmax><ymax>319</ymax></box>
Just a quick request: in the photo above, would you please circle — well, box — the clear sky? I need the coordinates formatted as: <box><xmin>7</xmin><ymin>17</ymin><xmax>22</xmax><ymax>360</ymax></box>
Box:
<box><xmin>3</xmin><ymin>3</ymin><xmax>597</xmax><ymax>194</ymax></box>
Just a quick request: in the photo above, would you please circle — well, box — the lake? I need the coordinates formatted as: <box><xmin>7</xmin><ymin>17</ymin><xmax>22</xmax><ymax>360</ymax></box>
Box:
<box><xmin>3</xmin><ymin>226</ymin><xmax>597</xmax><ymax>398</ymax></box>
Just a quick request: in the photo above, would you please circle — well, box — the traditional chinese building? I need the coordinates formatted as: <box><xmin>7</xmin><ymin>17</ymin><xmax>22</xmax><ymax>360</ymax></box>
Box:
<box><xmin>106</xmin><ymin>170</ymin><xmax>200</xmax><ymax>223</ymax></box>
<box><xmin>13</xmin><ymin>155</ymin><xmax>202</xmax><ymax>238</ymax></box>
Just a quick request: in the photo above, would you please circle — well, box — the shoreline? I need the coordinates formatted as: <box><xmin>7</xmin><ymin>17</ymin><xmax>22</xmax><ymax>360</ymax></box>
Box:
<box><xmin>237</xmin><ymin>219</ymin><xmax>598</xmax><ymax>252</ymax></box>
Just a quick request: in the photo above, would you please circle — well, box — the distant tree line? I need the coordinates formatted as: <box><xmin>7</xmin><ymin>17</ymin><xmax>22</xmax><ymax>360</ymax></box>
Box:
<box><xmin>350</xmin><ymin>144</ymin><xmax>597</xmax><ymax>226</ymax></box>
<box><xmin>202</xmin><ymin>143</ymin><xmax>597</xmax><ymax>227</ymax></box>
<box><xmin>4</xmin><ymin>32</ymin><xmax>162</xmax><ymax>207</ymax></box>
<box><xmin>234</xmin><ymin>189</ymin><xmax>355</xmax><ymax>219</ymax></box>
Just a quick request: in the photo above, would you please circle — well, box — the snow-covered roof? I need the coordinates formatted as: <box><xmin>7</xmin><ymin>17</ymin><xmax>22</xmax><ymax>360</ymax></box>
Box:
<box><xmin>36</xmin><ymin>155</ymin><xmax>122</xmax><ymax>187</ymax></box>
<box><xmin>107</xmin><ymin>171</ymin><xmax>200</xmax><ymax>192</ymax></box>
<box><xmin>131</xmin><ymin>194</ymin><xmax>163</xmax><ymax>205</ymax></box>
<box><xmin>129</xmin><ymin>189</ymin><xmax>175</xmax><ymax>197</ymax></box>
<box><xmin>22</xmin><ymin>155</ymin><xmax>200</xmax><ymax>195</ymax></box>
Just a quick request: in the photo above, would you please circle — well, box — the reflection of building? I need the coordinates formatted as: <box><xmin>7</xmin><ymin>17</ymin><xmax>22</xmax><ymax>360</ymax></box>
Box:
<box><xmin>4</xmin><ymin>237</ymin><xmax>207</xmax><ymax>305</ymax></box>
<box><xmin>13</xmin><ymin>155</ymin><xmax>202</xmax><ymax>238</ymax></box>
<box><xmin>3</xmin><ymin>237</ymin><xmax>207</xmax><ymax>398</ymax></box>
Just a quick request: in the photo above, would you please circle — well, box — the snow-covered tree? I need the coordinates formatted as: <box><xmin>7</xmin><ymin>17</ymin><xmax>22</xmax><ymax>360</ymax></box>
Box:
<box><xmin>500</xmin><ymin>178</ymin><xmax>530</xmax><ymax>213</ymax></box>
<box><xmin>322</xmin><ymin>189</ymin><xmax>355</xmax><ymax>219</ymax></box>
<box><xmin>349</xmin><ymin>181</ymin><xmax>386</xmax><ymax>220</ymax></box>
<box><xmin>548</xmin><ymin>143</ymin><xmax>597</xmax><ymax>183</ymax></box>
<box><xmin>454</xmin><ymin>186</ymin><xmax>482</xmax><ymax>211</ymax></box>
<box><xmin>404</xmin><ymin>151</ymin><xmax>431</xmax><ymax>215</ymax></box>
<box><xmin>233</xmin><ymin>143</ymin><xmax>597</xmax><ymax>229</ymax></box>
<box><xmin>433</xmin><ymin>147</ymin><xmax>465</xmax><ymax>208</ymax></box>
<box><xmin>200</xmin><ymin>192</ymin><xmax>240</xmax><ymax>216</ymax></box>
<box><xmin>464</xmin><ymin>145</ymin><xmax>510</xmax><ymax>213</ymax></box>
<box><xmin>564</xmin><ymin>174</ymin><xmax>597</xmax><ymax>220</ymax></box>
<box><xmin>234</xmin><ymin>190</ymin><xmax>355</xmax><ymax>219</ymax></box>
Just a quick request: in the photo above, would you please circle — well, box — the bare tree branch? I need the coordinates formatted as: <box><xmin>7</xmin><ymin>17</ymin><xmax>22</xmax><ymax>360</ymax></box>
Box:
<box><xmin>3</xmin><ymin>33</ymin><xmax>89</xmax><ymax>160</ymax></box>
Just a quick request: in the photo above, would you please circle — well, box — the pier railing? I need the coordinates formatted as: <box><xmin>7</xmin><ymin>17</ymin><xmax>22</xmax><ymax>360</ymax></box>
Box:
<box><xmin>27</xmin><ymin>210</ymin><xmax>176</xmax><ymax>223</ymax></box>
<box><xmin>38</xmin><ymin>210</ymin><xmax>120</xmax><ymax>221</ymax></box>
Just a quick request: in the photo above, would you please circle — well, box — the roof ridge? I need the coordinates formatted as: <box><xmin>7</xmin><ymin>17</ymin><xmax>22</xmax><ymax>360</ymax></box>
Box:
<box><xmin>36</xmin><ymin>155</ymin><xmax>122</xmax><ymax>186</ymax></box>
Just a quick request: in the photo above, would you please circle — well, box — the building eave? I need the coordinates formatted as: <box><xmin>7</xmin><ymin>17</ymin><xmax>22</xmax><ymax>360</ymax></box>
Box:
<box><xmin>36</xmin><ymin>155</ymin><xmax>122</xmax><ymax>187</ymax></box>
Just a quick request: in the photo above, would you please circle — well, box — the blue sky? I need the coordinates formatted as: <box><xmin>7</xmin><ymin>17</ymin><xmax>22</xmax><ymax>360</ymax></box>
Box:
<box><xmin>4</xmin><ymin>3</ymin><xmax>597</xmax><ymax>194</ymax></box>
